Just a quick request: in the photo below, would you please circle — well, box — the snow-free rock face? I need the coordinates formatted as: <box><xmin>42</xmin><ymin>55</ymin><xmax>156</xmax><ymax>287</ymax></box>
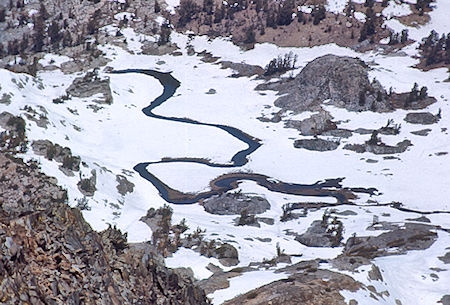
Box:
<box><xmin>224</xmin><ymin>268</ymin><xmax>362</xmax><ymax>305</ymax></box>
<box><xmin>275</xmin><ymin>54</ymin><xmax>390</xmax><ymax>113</ymax></box>
<box><xmin>202</xmin><ymin>193</ymin><xmax>270</xmax><ymax>215</ymax></box>
<box><xmin>66</xmin><ymin>70</ymin><xmax>113</xmax><ymax>104</ymax></box>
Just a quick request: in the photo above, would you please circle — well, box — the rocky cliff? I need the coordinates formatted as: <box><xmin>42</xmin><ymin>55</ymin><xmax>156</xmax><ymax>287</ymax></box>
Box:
<box><xmin>0</xmin><ymin>152</ymin><xmax>209</xmax><ymax>305</ymax></box>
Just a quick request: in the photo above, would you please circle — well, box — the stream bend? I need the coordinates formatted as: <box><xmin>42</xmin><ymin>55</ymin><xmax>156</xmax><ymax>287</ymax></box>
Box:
<box><xmin>111</xmin><ymin>69</ymin><xmax>375</xmax><ymax>204</ymax></box>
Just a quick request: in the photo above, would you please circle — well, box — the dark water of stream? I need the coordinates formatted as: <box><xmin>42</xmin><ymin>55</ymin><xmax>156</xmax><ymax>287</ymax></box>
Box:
<box><xmin>111</xmin><ymin>69</ymin><xmax>376</xmax><ymax>204</ymax></box>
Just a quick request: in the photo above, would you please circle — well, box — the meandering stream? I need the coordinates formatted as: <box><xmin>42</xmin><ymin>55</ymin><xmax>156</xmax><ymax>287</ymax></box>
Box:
<box><xmin>111</xmin><ymin>69</ymin><xmax>376</xmax><ymax>204</ymax></box>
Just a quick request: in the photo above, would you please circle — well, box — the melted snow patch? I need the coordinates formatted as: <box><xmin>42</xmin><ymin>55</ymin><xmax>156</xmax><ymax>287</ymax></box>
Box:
<box><xmin>326</xmin><ymin>0</ymin><xmax>348</xmax><ymax>14</ymax></box>
<box><xmin>382</xmin><ymin>1</ymin><xmax>412</xmax><ymax>18</ymax></box>
<box><xmin>166</xmin><ymin>0</ymin><xmax>180</xmax><ymax>14</ymax></box>
<box><xmin>39</xmin><ymin>53</ymin><xmax>72</xmax><ymax>67</ymax></box>
<box><xmin>354</xmin><ymin>11</ymin><xmax>366</xmax><ymax>22</ymax></box>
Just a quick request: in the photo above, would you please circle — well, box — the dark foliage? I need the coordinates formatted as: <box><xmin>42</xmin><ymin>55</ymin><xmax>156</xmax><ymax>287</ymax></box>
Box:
<box><xmin>177</xmin><ymin>0</ymin><xmax>199</xmax><ymax>27</ymax></box>
<box><xmin>418</xmin><ymin>30</ymin><xmax>450</xmax><ymax>66</ymax></box>
<box><xmin>277</xmin><ymin>0</ymin><xmax>294</xmax><ymax>26</ymax></box>
<box><xmin>157</xmin><ymin>21</ymin><xmax>172</xmax><ymax>46</ymax></box>
<box><xmin>264</xmin><ymin>51</ymin><xmax>297</xmax><ymax>76</ymax></box>
<box><xmin>312</xmin><ymin>5</ymin><xmax>326</xmax><ymax>25</ymax></box>
<box><xmin>359</xmin><ymin>7</ymin><xmax>377</xmax><ymax>42</ymax></box>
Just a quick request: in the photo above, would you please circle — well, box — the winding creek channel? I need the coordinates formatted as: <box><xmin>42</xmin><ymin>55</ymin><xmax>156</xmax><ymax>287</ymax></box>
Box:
<box><xmin>111</xmin><ymin>69</ymin><xmax>377</xmax><ymax>204</ymax></box>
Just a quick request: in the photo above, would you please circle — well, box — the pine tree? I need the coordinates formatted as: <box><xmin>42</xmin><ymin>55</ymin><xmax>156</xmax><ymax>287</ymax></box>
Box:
<box><xmin>39</xmin><ymin>1</ymin><xmax>49</xmax><ymax>20</ymax></box>
<box><xmin>400</xmin><ymin>29</ymin><xmax>408</xmax><ymax>43</ymax></box>
<box><xmin>157</xmin><ymin>21</ymin><xmax>171</xmax><ymax>46</ymax></box>
<box><xmin>203</xmin><ymin>0</ymin><xmax>214</xmax><ymax>14</ymax></box>
<box><xmin>154</xmin><ymin>0</ymin><xmax>161</xmax><ymax>13</ymax></box>
<box><xmin>312</xmin><ymin>5</ymin><xmax>326</xmax><ymax>25</ymax></box>
<box><xmin>177</xmin><ymin>0</ymin><xmax>199</xmax><ymax>27</ymax></box>
<box><xmin>48</xmin><ymin>21</ymin><xmax>62</xmax><ymax>48</ymax></box>
<box><xmin>214</xmin><ymin>4</ymin><xmax>225</xmax><ymax>23</ymax></box>
<box><xmin>0</xmin><ymin>8</ymin><xmax>6</xmax><ymax>22</ymax></box>
<box><xmin>277</xmin><ymin>0</ymin><xmax>294</xmax><ymax>26</ymax></box>
<box><xmin>33</xmin><ymin>14</ymin><xmax>45</xmax><ymax>52</ymax></box>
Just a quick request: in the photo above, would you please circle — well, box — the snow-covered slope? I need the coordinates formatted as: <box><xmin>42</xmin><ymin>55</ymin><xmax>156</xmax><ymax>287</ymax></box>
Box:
<box><xmin>1</xmin><ymin>0</ymin><xmax>449</xmax><ymax>303</ymax></box>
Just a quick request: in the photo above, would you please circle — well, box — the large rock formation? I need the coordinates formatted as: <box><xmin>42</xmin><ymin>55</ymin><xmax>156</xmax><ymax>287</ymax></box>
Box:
<box><xmin>223</xmin><ymin>268</ymin><xmax>361</xmax><ymax>305</ymax></box>
<box><xmin>0</xmin><ymin>152</ymin><xmax>210</xmax><ymax>305</ymax></box>
<box><xmin>66</xmin><ymin>70</ymin><xmax>113</xmax><ymax>104</ymax></box>
<box><xmin>202</xmin><ymin>192</ymin><xmax>270</xmax><ymax>215</ymax></box>
<box><xmin>274</xmin><ymin>54</ymin><xmax>391</xmax><ymax>113</ymax></box>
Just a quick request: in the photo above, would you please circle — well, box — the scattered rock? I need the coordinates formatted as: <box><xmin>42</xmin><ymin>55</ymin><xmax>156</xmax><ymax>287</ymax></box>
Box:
<box><xmin>77</xmin><ymin>170</ymin><xmax>97</xmax><ymax>197</ymax></box>
<box><xmin>235</xmin><ymin>211</ymin><xmax>260</xmax><ymax>227</ymax></box>
<box><xmin>198</xmin><ymin>268</ymin><xmax>247</xmax><ymax>295</ymax></box>
<box><xmin>116</xmin><ymin>174</ymin><xmax>135</xmax><ymax>196</ymax></box>
<box><xmin>354</xmin><ymin>128</ymin><xmax>375</xmax><ymax>134</ymax></box>
<box><xmin>258</xmin><ymin>217</ymin><xmax>275</xmax><ymax>225</ymax></box>
<box><xmin>256</xmin><ymin>237</ymin><xmax>272</xmax><ymax>242</ymax></box>
<box><xmin>0</xmin><ymin>93</ymin><xmax>12</xmax><ymax>105</ymax></box>
<box><xmin>219</xmin><ymin>61</ymin><xmax>264</xmax><ymax>78</ymax></box>
<box><xmin>141</xmin><ymin>41</ymin><xmax>178</xmax><ymax>55</ymax></box>
<box><xmin>440</xmin><ymin>295</ymin><xmax>450</xmax><ymax>305</ymax></box>
<box><xmin>404</xmin><ymin>112</ymin><xmax>440</xmax><ymax>125</ymax></box>
<box><xmin>214</xmin><ymin>243</ymin><xmax>239</xmax><ymax>267</ymax></box>
<box><xmin>202</xmin><ymin>192</ymin><xmax>270</xmax><ymax>215</ymax></box>
<box><xmin>438</xmin><ymin>252</ymin><xmax>450</xmax><ymax>264</ymax></box>
<box><xmin>285</xmin><ymin>110</ymin><xmax>336</xmax><ymax>135</ymax></box>
<box><xmin>335</xmin><ymin>210</ymin><xmax>358</xmax><ymax>216</ymax></box>
<box><xmin>368</xmin><ymin>264</ymin><xmax>383</xmax><ymax>281</ymax></box>
<box><xmin>0</xmin><ymin>112</ymin><xmax>27</xmax><ymax>152</ymax></box>
<box><xmin>294</xmin><ymin>138</ymin><xmax>340</xmax><ymax>151</ymax></box>
<box><xmin>32</xmin><ymin>139</ymin><xmax>81</xmax><ymax>173</ymax></box>
<box><xmin>295</xmin><ymin>219</ymin><xmax>343</xmax><ymax>247</ymax></box>
<box><xmin>411</xmin><ymin>128</ymin><xmax>432</xmax><ymax>136</ymax></box>
<box><xmin>343</xmin><ymin>223</ymin><xmax>437</xmax><ymax>259</ymax></box>
<box><xmin>322</xmin><ymin>129</ymin><xmax>353</xmax><ymax>138</ymax></box>
<box><xmin>406</xmin><ymin>216</ymin><xmax>431</xmax><ymax>223</ymax></box>
<box><xmin>344</xmin><ymin>139</ymin><xmax>412</xmax><ymax>155</ymax></box>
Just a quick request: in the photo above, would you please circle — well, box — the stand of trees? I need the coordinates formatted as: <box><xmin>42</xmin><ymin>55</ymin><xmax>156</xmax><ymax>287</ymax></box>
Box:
<box><xmin>418</xmin><ymin>30</ymin><xmax>450</xmax><ymax>66</ymax></box>
<box><xmin>264</xmin><ymin>51</ymin><xmax>297</xmax><ymax>76</ymax></box>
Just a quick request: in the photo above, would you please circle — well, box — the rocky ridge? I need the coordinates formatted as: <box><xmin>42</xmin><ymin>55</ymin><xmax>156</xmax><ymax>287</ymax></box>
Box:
<box><xmin>0</xmin><ymin>152</ymin><xmax>210</xmax><ymax>305</ymax></box>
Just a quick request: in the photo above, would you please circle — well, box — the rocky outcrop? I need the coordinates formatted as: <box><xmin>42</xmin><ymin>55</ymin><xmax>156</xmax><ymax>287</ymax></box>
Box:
<box><xmin>77</xmin><ymin>170</ymin><xmax>97</xmax><ymax>197</ymax></box>
<box><xmin>219</xmin><ymin>61</ymin><xmax>264</xmax><ymax>78</ymax></box>
<box><xmin>0</xmin><ymin>152</ymin><xmax>209</xmax><ymax>305</ymax></box>
<box><xmin>274</xmin><ymin>54</ymin><xmax>391</xmax><ymax>113</ymax></box>
<box><xmin>343</xmin><ymin>131</ymin><xmax>412</xmax><ymax>155</ymax></box>
<box><xmin>404</xmin><ymin>112</ymin><xmax>440</xmax><ymax>124</ymax></box>
<box><xmin>213</xmin><ymin>244</ymin><xmax>239</xmax><ymax>267</ymax></box>
<box><xmin>116</xmin><ymin>174</ymin><xmax>135</xmax><ymax>196</ymax></box>
<box><xmin>344</xmin><ymin>139</ymin><xmax>412</xmax><ymax>154</ymax></box>
<box><xmin>223</xmin><ymin>268</ymin><xmax>361</xmax><ymax>305</ymax></box>
<box><xmin>32</xmin><ymin>139</ymin><xmax>81</xmax><ymax>174</ymax></box>
<box><xmin>343</xmin><ymin>223</ymin><xmax>437</xmax><ymax>259</ymax></box>
<box><xmin>202</xmin><ymin>192</ymin><xmax>270</xmax><ymax>215</ymax></box>
<box><xmin>294</xmin><ymin>138</ymin><xmax>340</xmax><ymax>151</ymax></box>
<box><xmin>284</xmin><ymin>110</ymin><xmax>336</xmax><ymax>136</ymax></box>
<box><xmin>294</xmin><ymin>218</ymin><xmax>343</xmax><ymax>247</ymax></box>
<box><xmin>438</xmin><ymin>252</ymin><xmax>450</xmax><ymax>264</ymax></box>
<box><xmin>66</xmin><ymin>70</ymin><xmax>113</xmax><ymax>104</ymax></box>
<box><xmin>0</xmin><ymin>112</ymin><xmax>27</xmax><ymax>153</ymax></box>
